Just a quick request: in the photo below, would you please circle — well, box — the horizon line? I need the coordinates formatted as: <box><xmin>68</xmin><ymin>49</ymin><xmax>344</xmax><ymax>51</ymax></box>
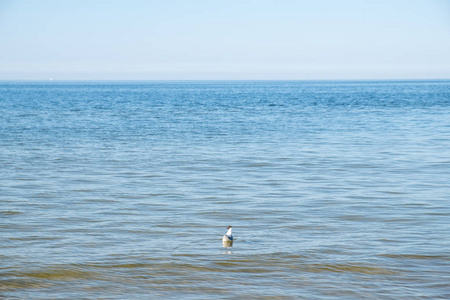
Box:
<box><xmin>1</xmin><ymin>78</ymin><xmax>449</xmax><ymax>82</ymax></box>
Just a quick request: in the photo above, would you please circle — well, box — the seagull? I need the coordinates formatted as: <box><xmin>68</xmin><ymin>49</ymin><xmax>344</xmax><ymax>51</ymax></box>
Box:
<box><xmin>222</xmin><ymin>226</ymin><xmax>233</xmax><ymax>248</ymax></box>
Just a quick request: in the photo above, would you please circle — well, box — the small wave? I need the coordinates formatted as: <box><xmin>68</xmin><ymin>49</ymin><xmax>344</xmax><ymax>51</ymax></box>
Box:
<box><xmin>4</xmin><ymin>267</ymin><xmax>98</xmax><ymax>281</ymax></box>
<box><xmin>0</xmin><ymin>211</ymin><xmax>23</xmax><ymax>216</ymax></box>
<box><xmin>379</xmin><ymin>254</ymin><xmax>450</xmax><ymax>261</ymax></box>
<box><xmin>303</xmin><ymin>263</ymin><xmax>397</xmax><ymax>275</ymax></box>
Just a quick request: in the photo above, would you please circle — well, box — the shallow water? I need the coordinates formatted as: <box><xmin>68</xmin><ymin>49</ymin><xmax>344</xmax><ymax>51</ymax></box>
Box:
<box><xmin>1</xmin><ymin>80</ymin><xmax>449</xmax><ymax>299</ymax></box>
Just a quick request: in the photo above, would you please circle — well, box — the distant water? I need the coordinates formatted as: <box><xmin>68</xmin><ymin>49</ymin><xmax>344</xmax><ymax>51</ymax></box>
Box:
<box><xmin>1</xmin><ymin>81</ymin><xmax>449</xmax><ymax>299</ymax></box>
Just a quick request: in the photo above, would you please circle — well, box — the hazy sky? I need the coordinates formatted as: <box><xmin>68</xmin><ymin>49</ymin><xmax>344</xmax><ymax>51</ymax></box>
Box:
<box><xmin>1</xmin><ymin>0</ymin><xmax>449</xmax><ymax>80</ymax></box>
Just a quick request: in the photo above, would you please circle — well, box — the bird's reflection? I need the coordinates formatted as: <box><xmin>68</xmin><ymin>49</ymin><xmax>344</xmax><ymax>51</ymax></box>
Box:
<box><xmin>222</xmin><ymin>249</ymin><xmax>233</xmax><ymax>255</ymax></box>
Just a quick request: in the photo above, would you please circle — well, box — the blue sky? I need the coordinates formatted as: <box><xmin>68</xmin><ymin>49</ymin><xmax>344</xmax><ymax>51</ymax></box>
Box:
<box><xmin>0</xmin><ymin>0</ymin><xmax>449</xmax><ymax>80</ymax></box>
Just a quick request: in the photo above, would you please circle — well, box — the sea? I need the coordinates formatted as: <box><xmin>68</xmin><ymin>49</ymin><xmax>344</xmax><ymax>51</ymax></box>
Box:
<box><xmin>1</xmin><ymin>80</ymin><xmax>449</xmax><ymax>299</ymax></box>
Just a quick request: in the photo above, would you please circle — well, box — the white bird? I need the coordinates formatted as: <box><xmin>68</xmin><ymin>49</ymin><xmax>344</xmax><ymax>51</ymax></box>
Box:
<box><xmin>222</xmin><ymin>226</ymin><xmax>233</xmax><ymax>248</ymax></box>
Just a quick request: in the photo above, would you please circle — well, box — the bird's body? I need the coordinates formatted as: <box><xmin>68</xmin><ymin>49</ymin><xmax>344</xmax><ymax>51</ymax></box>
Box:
<box><xmin>222</xmin><ymin>226</ymin><xmax>233</xmax><ymax>247</ymax></box>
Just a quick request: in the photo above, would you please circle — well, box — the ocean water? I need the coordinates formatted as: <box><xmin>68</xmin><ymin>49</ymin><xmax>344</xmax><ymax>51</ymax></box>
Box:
<box><xmin>0</xmin><ymin>80</ymin><xmax>449</xmax><ymax>299</ymax></box>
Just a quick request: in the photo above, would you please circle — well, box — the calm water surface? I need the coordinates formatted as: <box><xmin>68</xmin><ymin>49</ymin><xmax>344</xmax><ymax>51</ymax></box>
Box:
<box><xmin>1</xmin><ymin>81</ymin><xmax>449</xmax><ymax>299</ymax></box>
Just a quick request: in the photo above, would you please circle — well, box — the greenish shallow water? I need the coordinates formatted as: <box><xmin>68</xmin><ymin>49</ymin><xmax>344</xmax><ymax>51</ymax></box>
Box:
<box><xmin>1</xmin><ymin>81</ymin><xmax>449</xmax><ymax>299</ymax></box>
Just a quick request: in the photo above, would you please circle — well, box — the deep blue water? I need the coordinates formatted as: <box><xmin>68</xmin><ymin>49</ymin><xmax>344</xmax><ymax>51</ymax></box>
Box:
<box><xmin>1</xmin><ymin>80</ymin><xmax>450</xmax><ymax>299</ymax></box>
